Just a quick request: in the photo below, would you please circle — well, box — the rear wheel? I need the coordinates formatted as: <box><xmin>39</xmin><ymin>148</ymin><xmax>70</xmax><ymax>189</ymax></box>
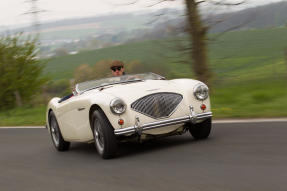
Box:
<box><xmin>189</xmin><ymin>118</ymin><xmax>212</xmax><ymax>140</ymax></box>
<box><xmin>92</xmin><ymin>110</ymin><xmax>117</xmax><ymax>159</ymax></box>
<box><xmin>49</xmin><ymin>111</ymin><xmax>70</xmax><ymax>151</ymax></box>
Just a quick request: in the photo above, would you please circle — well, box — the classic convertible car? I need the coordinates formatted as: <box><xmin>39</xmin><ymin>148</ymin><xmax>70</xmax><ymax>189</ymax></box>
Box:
<box><xmin>46</xmin><ymin>73</ymin><xmax>212</xmax><ymax>159</ymax></box>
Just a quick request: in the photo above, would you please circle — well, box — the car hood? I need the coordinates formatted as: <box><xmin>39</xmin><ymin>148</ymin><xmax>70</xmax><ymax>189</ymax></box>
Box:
<box><xmin>100</xmin><ymin>80</ymin><xmax>183</xmax><ymax>104</ymax></box>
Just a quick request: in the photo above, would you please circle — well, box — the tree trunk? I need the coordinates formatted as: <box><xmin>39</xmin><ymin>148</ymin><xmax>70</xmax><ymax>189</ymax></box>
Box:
<box><xmin>14</xmin><ymin>90</ymin><xmax>22</xmax><ymax>107</ymax></box>
<box><xmin>185</xmin><ymin>0</ymin><xmax>212</xmax><ymax>85</ymax></box>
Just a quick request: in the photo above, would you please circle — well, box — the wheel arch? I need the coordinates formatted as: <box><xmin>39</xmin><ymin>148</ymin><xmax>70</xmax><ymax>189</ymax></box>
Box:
<box><xmin>47</xmin><ymin>108</ymin><xmax>54</xmax><ymax>130</ymax></box>
<box><xmin>48</xmin><ymin>108</ymin><xmax>53</xmax><ymax>117</ymax></box>
<box><xmin>89</xmin><ymin>104</ymin><xmax>104</xmax><ymax>131</ymax></box>
<box><xmin>46</xmin><ymin>97</ymin><xmax>61</xmax><ymax>130</ymax></box>
<box><xmin>89</xmin><ymin>104</ymin><xmax>116</xmax><ymax>132</ymax></box>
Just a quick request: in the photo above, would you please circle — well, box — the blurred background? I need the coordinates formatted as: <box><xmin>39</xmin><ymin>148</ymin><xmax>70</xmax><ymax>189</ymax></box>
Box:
<box><xmin>0</xmin><ymin>0</ymin><xmax>287</xmax><ymax>125</ymax></box>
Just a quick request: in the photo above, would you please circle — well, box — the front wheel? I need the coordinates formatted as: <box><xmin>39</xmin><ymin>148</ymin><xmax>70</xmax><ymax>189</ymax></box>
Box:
<box><xmin>49</xmin><ymin>111</ymin><xmax>70</xmax><ymax>151</ymax></box>
<box><xmin>92</xmin><ymin>110</ymin><xmax>117</xmax><ymax>159</ymax></box>
<box><xmin>189</xmin><ymin>118</ymin><xmax>212</xmax><ymax>140</ymax></box>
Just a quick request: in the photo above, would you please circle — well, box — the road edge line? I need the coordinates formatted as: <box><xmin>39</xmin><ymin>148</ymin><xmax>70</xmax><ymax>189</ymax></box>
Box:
<box><xmin>1</xmin><ymin>118</ymin><xmax>287</xmax><ymax>128</ymax></box>
<box><xmin>213</xmin><ymin>118</ymin><xmax>287</xmax><ymax>124</ymax></box>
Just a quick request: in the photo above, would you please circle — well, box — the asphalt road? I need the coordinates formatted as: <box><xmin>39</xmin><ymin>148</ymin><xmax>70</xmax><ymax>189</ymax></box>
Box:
<box><xmin>0</xmin><ymin>122</ymin><xmax>286</xmax><ymax>191</ymax></box>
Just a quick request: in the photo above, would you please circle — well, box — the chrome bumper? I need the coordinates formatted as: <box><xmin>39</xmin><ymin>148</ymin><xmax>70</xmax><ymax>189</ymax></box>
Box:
<box><xmin>114</xmin><ymin>106</ymin><xmax>212</xmax><ymax>136</ymax></box>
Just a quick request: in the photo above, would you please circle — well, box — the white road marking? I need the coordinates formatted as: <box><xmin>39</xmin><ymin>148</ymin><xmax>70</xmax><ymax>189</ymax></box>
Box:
<box><xmin>0</xmin><ymin>126</ymin><xmax>46</xmax><ymax>129</ymax></box>
<box><xmin>213</xmin><ymin>118</ymin><xmax>287</xmax><ymax>124</ymax></box>
<box><xmin>0</xmin><ymin>118</ymin><xmax>287</xmax><ymax>129</ymax></box>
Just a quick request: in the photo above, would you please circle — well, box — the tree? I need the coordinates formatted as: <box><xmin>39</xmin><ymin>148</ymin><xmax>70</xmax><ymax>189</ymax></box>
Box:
<box><xmin>123</xmin><ymin>0</ymin><xmax>244</xmax><ymax>85</ymax></box>
<box><xmin>74</xmin><ymin>64</ymin><xmax>95</xmax><ymax>83</ymax></box>
<box><xmin>184</xmin><ymin>0</ymin><xmax>211</xmax><ymax>84</ymax></box>
<box><xmin>0</xmin><ymin>34</ymin><xmax>46</xmax><ymax>109</ymax></box>
<box><xmin>93</xmin><ymin>60</ymin><xmax>113</xmax><ymax>78</ymax></box>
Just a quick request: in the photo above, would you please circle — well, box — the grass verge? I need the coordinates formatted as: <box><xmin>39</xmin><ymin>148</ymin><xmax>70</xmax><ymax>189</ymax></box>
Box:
<box><xmin>211</xmin><ymin>78</ymin><xmax>287</xmax><ymax>118</ymax></box>
<box><xmin>0</xmin><ymin>106</ymin><xmax>46</xmax><ymax>126</ymax></box>
<box><xmin>1</xmin><ymin>77</ymin><xmax>286</xmax><ymax>126</ymax></box>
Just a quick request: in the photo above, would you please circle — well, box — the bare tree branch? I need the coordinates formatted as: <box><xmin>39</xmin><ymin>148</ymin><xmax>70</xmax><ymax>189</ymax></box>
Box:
<box><xmin>105</xmin><ymin>0</ymin><xmax>139</xmax><ymax>6</ymax></box>
<box><xmin>196</xmin><ymin>0</ymin><xmax>206</xmax><ymax>5</ymax></box>
<box><xmin>207</xmin><ymin>0</ymin><xmax>245</xmax><ymax>6</ymax></box>
<box><xmin>121</xmin><ymin>0</ymin><xmax>248</xmax><ymax>85</ymax></box>
<box><xmin>147</xmin><ymin>0</ymin><xmax>176</xmax><ymax>7</ymax></box>
<box><xmin>209</xmin><ymin>14</ymin><xmax>253</xmax><ymax>41</ymax></box>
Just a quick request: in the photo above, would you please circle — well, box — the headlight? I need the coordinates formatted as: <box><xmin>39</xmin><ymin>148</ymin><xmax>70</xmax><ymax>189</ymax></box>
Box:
<box><xmin>110</xmin><ymin>98</ymin><xmax>127</xmax><ymax>114</ymax></box>
<box><xmin>193</xmin><ymin>83</ymin><xmax>209</xmax><ymax>101</ymax></box>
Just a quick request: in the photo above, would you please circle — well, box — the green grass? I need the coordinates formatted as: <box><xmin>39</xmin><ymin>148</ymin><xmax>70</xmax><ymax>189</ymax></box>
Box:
<box><xmin>44</xmin><ymin>39</ymin><xmax>191</xmax><ymax>80</ymax></box>
<box><xmin>1</xmin><ymin>78</ymin><xmax>286</xmax><ymax>126</ymax></box>
<box><xmin>2</xmin><ymin>77</ymin><xmax>286</xmax><ymax>126</ymax></box>
<box><xmin>44</xmin><ymin>27</ymin><xmax>287</xmax><ymax>81</ymax></box>
<box><xmin>211</xmin><ymin>78</ymin><xmax>287</xmax><ymax>118</ymax></box>
<box><xmin>2</xmin><ymin>27</ymin><xmax>287</xmax><ymax>126</ymax></box>
<box><xmin>0</xmin><ymin>106</ymin><xmax>46</xmax><ymax>126</ymax></box>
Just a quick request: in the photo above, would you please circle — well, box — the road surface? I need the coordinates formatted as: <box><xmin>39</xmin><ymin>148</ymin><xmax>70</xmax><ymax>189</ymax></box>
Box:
<box><xmin>0</xmin><ymin>122</ymin><xmax>286</xmax><ymax>191</ymax></box>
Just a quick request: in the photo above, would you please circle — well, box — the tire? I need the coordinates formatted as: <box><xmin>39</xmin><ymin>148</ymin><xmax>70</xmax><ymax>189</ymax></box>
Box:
<box><xmin>92</xmin><ymin>110</ymin><xmax>117</xmax><ymax>159</ymax></box>
<box><xmin>189</xmin><ymin>118</ymin><xmax>212</xmax><ymax>140</ymax></box>
<box><xmin>49</xmin><ymin>111</ymin><xmax>70</xmax><ymax>151</ymax></box>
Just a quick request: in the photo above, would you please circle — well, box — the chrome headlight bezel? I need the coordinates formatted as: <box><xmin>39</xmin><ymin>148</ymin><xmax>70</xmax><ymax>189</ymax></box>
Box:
<box><xmin>193</xmin><ymin>83</ymin><xmax>209</xmax><ymax>101</ymax></box>
<box><xmin>110</xmin><ymin>98</ymin><xmax>127</xmax><ymax>114</ymax></box>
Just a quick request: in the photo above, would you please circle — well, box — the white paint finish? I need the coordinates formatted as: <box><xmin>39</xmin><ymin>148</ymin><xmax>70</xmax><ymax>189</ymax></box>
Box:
<box><xmin>42</xmin><ymin>78</ymin><xmax>287</xmax><ymax>142</ymax></box>
<box><xmin>46</xmin><ymin>78</ymin><xmax>211</xmax><ymax>142</ymax></box>
<box><xmin>57</xmin><ymin>96</ymin><xmax>95</xmax><ymax>141</ymax></box>
<box><xmin>100</xmin><ymin>79</ymin><xmax>211</xmax><ymax>134</ymax></box>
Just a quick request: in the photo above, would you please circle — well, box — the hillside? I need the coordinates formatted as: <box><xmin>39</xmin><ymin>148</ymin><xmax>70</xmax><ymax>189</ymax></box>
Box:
<box><xmin>45</xmin><ymin>27</ymin><xmax>287</xmax><ymax>82</ymax></box>
<box><xmin>6</xmin><ymin>2</ymin><xmax>287</xmax><ymax>38</ymax></box>
<box><xmin>3</xmin><ymin>2</ymin><xmax>287</xmax><ymax>58</ymax></box>
<box><xmin>210</xmin><ymin>1</ymin><xmax>287</xmax><ymax>32</ymax></box>
<box><xmin>2</xmin><ymin>28</ymin><xmax>287</xmax><ymax>125</ymax></box>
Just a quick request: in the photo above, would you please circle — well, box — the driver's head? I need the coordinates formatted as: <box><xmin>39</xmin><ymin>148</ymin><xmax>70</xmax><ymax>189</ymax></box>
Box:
<box><xmin>110</xmin><ymin>60</ymin><xmax>125</xmax><ymax>76</ymax></box>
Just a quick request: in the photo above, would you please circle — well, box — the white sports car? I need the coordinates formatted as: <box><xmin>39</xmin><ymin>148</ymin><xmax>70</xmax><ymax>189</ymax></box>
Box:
<box><xmin>46</xmin><ymin>73</ymin><xmax>212</xmax><ymax>159</ymax></box>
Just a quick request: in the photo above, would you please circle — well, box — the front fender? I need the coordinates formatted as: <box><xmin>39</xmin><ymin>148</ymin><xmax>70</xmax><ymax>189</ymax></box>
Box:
<box><xmin>86</xmin><ymin>91</ymin><xmax>121</xmax><ymax>131</ymax></box>
<box><xmin>46</xmin><ymin>97</ymin><xmax>61</xmax><ymax>131</ymax></box>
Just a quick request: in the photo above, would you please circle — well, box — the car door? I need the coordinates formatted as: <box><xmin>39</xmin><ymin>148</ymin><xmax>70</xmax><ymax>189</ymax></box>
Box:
<box><xmin>56</xmin><ymin>97</ymin><xmax>93</xmax><ymax>141</ymax></box>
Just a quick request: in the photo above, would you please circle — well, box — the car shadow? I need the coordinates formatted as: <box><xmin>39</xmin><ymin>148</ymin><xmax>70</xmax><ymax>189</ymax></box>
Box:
<box><xmin>68</xmin><ymin>134</ymin><xmax>213</xmax><ymax>159</ymax></box>
<box><xmin>117</xmin><ymin>135</ymin><xmax>213</xmax><ymax>158</ymax></box>
<box><xmin>68</xmin><ymin>142</ymin><xmax>97</xmax><ymax>156</ymax></box>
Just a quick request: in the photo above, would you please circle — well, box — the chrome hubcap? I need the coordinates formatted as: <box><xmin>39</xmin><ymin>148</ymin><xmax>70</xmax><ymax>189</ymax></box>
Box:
<box><xmin>51</xmin><ymin>118</ymin><xmax>59</xmax><ymax>146</ymax></box>
<box><xmin>94</xmin><ymin>118</ymin><xmax>104</xmax><ymax>153</ymax></box>
<box><xmin>95</xmin><ymin>131</ymin><xmax>99</xmax><ymax>139</ymax></box>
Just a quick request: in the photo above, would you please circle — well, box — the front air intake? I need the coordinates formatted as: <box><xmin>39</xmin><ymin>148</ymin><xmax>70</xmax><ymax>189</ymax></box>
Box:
<box><xmin>131</xmin><ymin>93</ymin><xmax>183</xmax><ymax>119</ymax></box>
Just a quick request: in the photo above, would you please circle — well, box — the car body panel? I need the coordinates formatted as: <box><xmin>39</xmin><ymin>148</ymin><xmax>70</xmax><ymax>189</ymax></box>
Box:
<box><xmin>47</xmin><ymin>78</ymin><xmax>211</xmax><ymax>142</ymax></box>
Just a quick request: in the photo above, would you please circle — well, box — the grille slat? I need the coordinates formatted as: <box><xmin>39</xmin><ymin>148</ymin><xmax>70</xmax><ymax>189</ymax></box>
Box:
<box><xmin>131</xmin><ymin>93</ymin><xmax>183</xmax><ymax>119</ymax></box>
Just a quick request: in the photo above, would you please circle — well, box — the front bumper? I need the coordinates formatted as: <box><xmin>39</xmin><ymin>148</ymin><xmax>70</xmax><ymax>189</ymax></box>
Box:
<box><xmin>114</xmin><ymin>106</ymin><xmax>212</xmax><ymax>136</ymax></box>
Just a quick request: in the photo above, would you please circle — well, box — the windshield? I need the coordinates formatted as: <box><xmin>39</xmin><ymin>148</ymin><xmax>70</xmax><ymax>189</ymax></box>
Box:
<box><xmin>75</xmin><ymin>73</ymin><xmax>165</xmax><ymax>94</ymax></box>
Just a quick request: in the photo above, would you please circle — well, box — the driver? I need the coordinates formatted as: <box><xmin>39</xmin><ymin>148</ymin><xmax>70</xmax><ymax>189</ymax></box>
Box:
<box><xmin>110</xmin><ymin>60</ymin><xmax>125</xmax><ymax>76</ymax></box>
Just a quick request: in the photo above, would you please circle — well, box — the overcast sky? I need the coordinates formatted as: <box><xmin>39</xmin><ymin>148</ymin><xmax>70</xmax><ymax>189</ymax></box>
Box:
<box><xmin>0</xmin><ymin>0</ymin><xmax>285</xmax><ymax>27</ymax></box>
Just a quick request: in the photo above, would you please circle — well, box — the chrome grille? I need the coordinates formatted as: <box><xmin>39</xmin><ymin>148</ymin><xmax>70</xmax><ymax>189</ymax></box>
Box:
<box><xmin>131</xmin><ymin>93</ymin><xmax>183</xmax><ymax>119</ymax></box>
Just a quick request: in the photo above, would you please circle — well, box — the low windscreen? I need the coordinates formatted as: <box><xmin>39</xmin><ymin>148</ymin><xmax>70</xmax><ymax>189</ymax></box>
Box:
<box><xmin>76</xmin><ymin>73</ymin><xmax>164</xmax><ymax>93</ymax></box>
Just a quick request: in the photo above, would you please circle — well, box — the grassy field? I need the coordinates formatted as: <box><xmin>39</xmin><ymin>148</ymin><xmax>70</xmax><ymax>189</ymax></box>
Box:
<box><xmin>1</xmin><ymin>28</ymin><xmax>287</xmax><ymax>125</ymax></box>
<box><xmin>212</xmin><ymin>78</ymin><xmax>287</xmax><ymax>118</ymax></box>
<box><xmin>1</xmin><ymin>78</ymin><xmax>286</xmax><ymax>126</ymax></box>
<box><xmin>0</xmin><ymin>106</ymin><xmax>46</xmax><ymax>126</ymax></box>
<box><xmin>44</xmin><ymin>28</ymin><xmax>287</xmax><ymax>80</ymax></box>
